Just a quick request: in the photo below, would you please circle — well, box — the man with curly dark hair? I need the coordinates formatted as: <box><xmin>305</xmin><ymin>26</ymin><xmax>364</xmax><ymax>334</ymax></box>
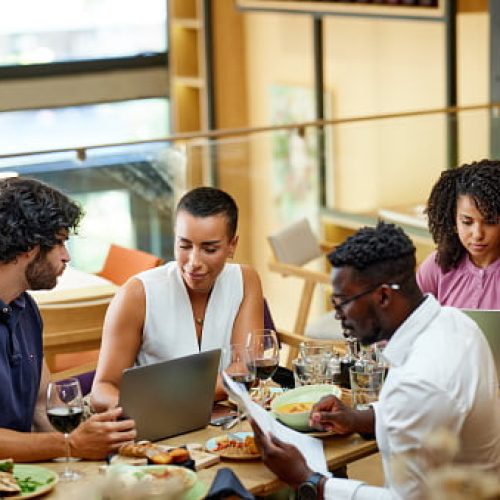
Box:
<box><xmin>252</xmin><ymin>222</ymin><xmax>500</xmax><ymax>500</ymax></box>
<box><xmin>0</xmin><ymin>177</ymin><xmax>136</xmax><ymax>462</ymax></box>
<box><xmin>417</xmin><ymin>159</ymin><xmax>500</xmax><ymax>308</ymax></box>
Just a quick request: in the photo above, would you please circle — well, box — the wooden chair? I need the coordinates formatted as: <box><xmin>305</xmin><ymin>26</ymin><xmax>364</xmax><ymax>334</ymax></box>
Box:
<box><xmin>96</xmin><ymin>244</ymin><xmax>163</xmax><ymax>286</ymax></box>
<box><xmin>268</xmin><ymin>218</ymin><xmax>344</xmax><ymax>341</ymax></box>
<box><xmin>39</xmin><ymin>298</ymin><xmax>111</xmax><ymax>373</ymax></box>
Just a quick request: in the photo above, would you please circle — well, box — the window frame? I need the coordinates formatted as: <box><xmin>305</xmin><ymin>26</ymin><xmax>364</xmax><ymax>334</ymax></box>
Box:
<box><xmin>0</xmin><ymin>53</ymin><xmax>168</xmax><ymax>80</ymax></box>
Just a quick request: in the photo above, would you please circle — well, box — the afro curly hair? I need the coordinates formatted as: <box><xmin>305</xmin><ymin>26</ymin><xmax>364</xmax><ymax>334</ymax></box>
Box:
<box><xmin>426</xmin><ymin>159</ymin><xmax>500</xmax><ymax>272</ymax></box>
<box><xmin>328</xmin><ymin>221</ymin><xmax>416</xmax><ymax>287</ymax></box>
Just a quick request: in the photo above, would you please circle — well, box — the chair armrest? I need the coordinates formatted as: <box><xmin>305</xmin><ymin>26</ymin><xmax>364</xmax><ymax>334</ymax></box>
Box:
<box><xmin>276</xmin><ymin>329</ymin><xmax>307</xmax><ymax>350</ymax></box>
<box><xmin>319</xmin><ymin>240</ymin><xmax>339</xmax><ymax>253</ymax></box>
<box><xmin>268</xmin><ymin>259</ymin><xmax>331</xmax><ymax>285</ymax></box>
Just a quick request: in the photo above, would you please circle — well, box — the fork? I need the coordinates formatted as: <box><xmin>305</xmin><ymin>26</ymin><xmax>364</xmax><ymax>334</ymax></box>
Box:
<box><xmin>222</xmin><ymin>412</ymin><xmax>247</xmax><ymax>431</ymax></box>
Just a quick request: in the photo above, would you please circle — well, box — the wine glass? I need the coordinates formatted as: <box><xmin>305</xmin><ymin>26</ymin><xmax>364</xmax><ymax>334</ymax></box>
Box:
<box><xmin>246</xmin><ymin>329</ymin><xmax>279</xmax><ymax>406</ymax></box>
<box><xmin>223</xmin><ymin>344</ymin><xmax>255</xmax><ymax>431</ymax></box>
<box><xmin>46</xmin><ymin>378</ymin><xmax>84</xmax><ymax>481</ymax></box>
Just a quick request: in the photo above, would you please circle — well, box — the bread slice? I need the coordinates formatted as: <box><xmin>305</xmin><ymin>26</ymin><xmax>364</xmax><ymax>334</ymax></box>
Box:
<box><xmin>0</xmin><ymin>470</ymin><xmax>21</xmax><ymax>496</ymax></box>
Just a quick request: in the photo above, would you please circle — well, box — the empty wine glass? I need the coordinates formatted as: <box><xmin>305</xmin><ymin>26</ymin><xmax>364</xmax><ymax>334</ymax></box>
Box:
<box><xmin>246</xmin><ymin>329</ymin><xmax>279</xmax><ymax>406</ymax></box>
<box><xmin>46</xmin><ymin>378</ymin><xmax>84</xmax><ymax>481</ymax></box>
<box><xmin>223</xmin><ymin>344</ymin><xmax>255</xmax><ymax>431</ymax></box>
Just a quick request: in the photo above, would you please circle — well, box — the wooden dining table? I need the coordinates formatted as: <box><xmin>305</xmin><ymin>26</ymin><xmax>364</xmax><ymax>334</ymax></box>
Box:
<box><xmin>31</xmin><ymin>421</ymin><xmax>377</xmax><ymax>498</ymax></box>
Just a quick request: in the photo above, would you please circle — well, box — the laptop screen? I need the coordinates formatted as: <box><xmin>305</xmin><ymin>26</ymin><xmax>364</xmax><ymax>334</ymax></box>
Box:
<box><xmin>461</xmin><ymin>309</ymin><xmax>500</xmax><ymax>381</ymax></box>
<box><xmin>119</xmin><ymin>349</ymin><xmax>221</xmax><ymax>441</ymax></box>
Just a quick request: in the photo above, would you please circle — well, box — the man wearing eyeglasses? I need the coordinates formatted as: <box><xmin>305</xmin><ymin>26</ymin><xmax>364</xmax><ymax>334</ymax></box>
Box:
<box><xmin>252</xmin><ymin>221</ymin><xmax>500</xmax><ymax>499</ymax></box>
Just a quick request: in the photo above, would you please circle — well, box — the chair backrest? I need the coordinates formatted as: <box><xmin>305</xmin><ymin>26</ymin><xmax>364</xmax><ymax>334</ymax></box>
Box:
<box><xmin>267</xmin><ymin>218</ymin><xmax>332</xmax><ymax>336</ymax></box>
<box><xmin>39</xmin><ymin>298</ymin><xmax>111</xmax><ymax>372</ymax></box>
<box><xmin>268</xmin><ymin>218</ymin><xmax>322</xmax><ymax>266</ymax></box>
<box><xmin>97</xmin><ymin>244</ymin><xmax>163</xmax><ymax>285</ymax></box>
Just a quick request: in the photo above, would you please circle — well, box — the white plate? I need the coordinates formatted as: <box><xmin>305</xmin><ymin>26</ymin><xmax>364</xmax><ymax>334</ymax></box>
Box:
<box><xmin>205</xmin><ymin>432</ymin><xmax>260</xmax><ymax>460</ymax></box>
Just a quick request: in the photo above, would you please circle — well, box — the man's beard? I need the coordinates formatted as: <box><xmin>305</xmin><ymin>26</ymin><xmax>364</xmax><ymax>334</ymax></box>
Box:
<box><xmin>25</xmin><ymin>252</ymin><xmax>59</xmax><ymax>290</ymax></box>
<box><xmin>360</xmin><ymin>328</ymin><xmax>383</xmax><ymax>346</ymax></box>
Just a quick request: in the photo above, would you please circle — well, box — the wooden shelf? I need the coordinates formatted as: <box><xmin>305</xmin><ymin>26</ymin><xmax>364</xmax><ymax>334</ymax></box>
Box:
<box><xmin>169</xmin><ymin>0</ymin><xmax>208</xmax><ymax>132</ymax></box>
<box><xmin>169</xmin><ymin>0</ymin><xmax>212</xmax><ymax>185</ymax></box>
<box><xmin>236</xmin><ymin>0</ymin><xmax>445</xmax><ymax>19</ymax></box>
<box><xmin>171</xmin><ymin>18</ymin><xmax>203</xmax><ymax>30</ymax></box>
<box><xmin>173</xmin><ymin>76</ymin><xmax>205</xmax><ymax>88</ymax></box>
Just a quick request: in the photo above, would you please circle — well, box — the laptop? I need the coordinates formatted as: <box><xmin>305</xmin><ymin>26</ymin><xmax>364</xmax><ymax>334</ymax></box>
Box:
<box><xmin>119</xmin><ymin>349</ymin><xmax>221</xmax><ymax>441</ymax></box>
<box><xmin>461</xmin><ymin>309</ymin><xmax>500</xmax><ymax>380</ymax></box>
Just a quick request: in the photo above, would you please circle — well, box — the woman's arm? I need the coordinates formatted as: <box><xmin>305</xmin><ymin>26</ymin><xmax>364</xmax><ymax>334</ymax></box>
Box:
<box><xmin>90</xmin><ymin>279</ymin><xmax>145</xmax><ymax>412</ymax></box>
<box><xmin>214</xmin><ymin>265</ymin><xmax>264</xmax><ymax>400</ymax></box>
<box><xmin>230</xmin><ymin>265</ymin><xmax>264</xmax><ymax>345</ymax></box>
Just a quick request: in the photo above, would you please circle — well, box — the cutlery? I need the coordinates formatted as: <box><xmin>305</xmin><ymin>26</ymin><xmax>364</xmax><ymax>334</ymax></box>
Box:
<box><xmin>222</xmin><ymin>412</ymin><xmax>247</xmax><ymax>430</ymax></box>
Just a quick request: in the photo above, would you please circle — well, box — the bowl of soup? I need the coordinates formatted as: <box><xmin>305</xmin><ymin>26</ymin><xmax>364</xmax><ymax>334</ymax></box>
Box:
<box><xmin>271</xmin><ymin>384</ymin><xmax>342</xmax><ymax>431</ymax></box>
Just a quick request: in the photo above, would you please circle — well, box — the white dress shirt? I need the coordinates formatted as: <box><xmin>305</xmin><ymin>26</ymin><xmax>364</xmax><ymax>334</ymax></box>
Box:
<box><xmin>324</xmin><ymin>295</ymin><xmax>500</xmax><ymax>500</ymax></box>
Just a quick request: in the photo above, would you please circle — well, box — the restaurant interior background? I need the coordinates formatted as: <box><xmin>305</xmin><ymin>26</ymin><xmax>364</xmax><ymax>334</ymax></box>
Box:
<box><xmin>0</xmin><ymin>0</ymin><xmax>496</xmax><ymax>331</ymax></box>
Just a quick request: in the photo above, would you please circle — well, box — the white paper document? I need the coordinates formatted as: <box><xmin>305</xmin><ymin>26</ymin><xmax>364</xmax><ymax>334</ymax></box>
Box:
<box><xmin>222</xmin><ymin>372</ymin><xmax>328</xmax><ymax>474</ymax></box>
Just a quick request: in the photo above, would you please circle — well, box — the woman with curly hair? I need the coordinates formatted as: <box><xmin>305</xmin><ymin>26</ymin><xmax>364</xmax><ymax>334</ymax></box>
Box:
<box><xmin>416</xmin><ymin>159</ymin><xmax>500</xmax><ymax>308</ymax></box>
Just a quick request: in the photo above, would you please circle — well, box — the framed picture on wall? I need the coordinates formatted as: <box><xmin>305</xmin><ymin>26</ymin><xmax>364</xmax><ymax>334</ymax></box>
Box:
<box><xmin>235</xmin><ymin>0</ymin><xmax>445</xmax><ymax>19</ymax></box>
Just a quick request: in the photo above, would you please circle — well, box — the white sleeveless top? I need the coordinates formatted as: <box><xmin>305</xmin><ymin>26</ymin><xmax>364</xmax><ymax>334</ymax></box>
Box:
<box><xmin>134</xmin><ymin>261</ymin><xmax>243</xmax><ymax>367</ymax></box>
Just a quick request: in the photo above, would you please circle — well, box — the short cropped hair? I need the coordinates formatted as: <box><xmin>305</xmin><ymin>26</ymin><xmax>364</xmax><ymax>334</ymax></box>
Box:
<box><xmin>0</xmin><ymin>177</ymin><xmax>82</xmax><ymax>264</ymax></box>
<box><xmin>328</xmin><ymin>221</ymin><xmax>416</xmax><ymax>286</ymax></box>
<box><xmin>176</xmin><ymin>187</ymin><xmax>238</xmax><ymax>239</ymax></box>
<box><xmin>426</xmin><ymin>159</ymin><xmax>500</xmax><ymax>272</ymax></box>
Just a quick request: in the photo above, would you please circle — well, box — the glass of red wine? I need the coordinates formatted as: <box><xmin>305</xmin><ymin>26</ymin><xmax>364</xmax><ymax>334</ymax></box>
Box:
<box><xmin>246</xmin><ymin>329</ymin><xmax>279</xmax><ymax>406</ymax></box>
<box><xmin>46</xmin><ymin>378</ymin><xmax>84</xmax><ymax>481</ymax></box>
<box><xmin>223</xmin><ymin>344</ymin><xmax>255</xmax><ymax>431</ymax></box>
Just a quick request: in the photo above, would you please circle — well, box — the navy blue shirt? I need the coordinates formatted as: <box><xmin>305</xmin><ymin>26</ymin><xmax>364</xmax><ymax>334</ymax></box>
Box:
<box><xmin>0</xmin><ymin>292</ymin><xmax>43</xmax><ymax>432</ymax></box>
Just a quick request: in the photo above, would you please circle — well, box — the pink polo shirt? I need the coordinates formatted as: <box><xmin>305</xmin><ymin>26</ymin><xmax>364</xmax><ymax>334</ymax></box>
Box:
<box><xmin>417</xmin><ymin>251</ymin><xmax>500</xmax><ymax>309</ymax></box>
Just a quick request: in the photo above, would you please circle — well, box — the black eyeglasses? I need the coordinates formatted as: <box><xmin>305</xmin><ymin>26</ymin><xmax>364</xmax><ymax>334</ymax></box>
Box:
<box><xmin>331</xmin><ymin>283</ymin><xmax>400</xmax><ymax>313</ymax></box>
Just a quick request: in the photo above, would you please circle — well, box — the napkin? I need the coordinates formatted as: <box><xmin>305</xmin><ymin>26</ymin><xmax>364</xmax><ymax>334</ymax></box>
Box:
<box><xmin>205</xmin><ymin>467</ymin><xmax>254</xmax><ymax>500</ymax></box>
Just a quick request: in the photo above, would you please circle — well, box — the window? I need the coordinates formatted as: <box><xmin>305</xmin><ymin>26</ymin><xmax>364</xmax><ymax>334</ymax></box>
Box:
<box><xmin>0</xmin><ymin>98</ymin><xmax>169</xmax><ymax>156</ymax></box>
<box><xmin>0</xmin><ymin>0</ymin><xmax>167</xmax><ymax>69</ymax></box>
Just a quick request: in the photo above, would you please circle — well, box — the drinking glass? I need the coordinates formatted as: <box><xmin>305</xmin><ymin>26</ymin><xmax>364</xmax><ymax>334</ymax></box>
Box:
<box><xmin>246</xmin><ymin>329</ymin><xmax>279</xmax><ymax>405</ymax></box>
<box><xmin>46</xmin><ymin>378</ymin><xmax>84</xmax><ymax>481</ymax></box>
<box><xmin>223</xmin><ymin>344</ymin><xmax>255</xmax><ymax>431</ymax></box>
<box><xmin>349</xmin><ymin>366</ymin><xmax>385</xmax><ymax>410</ymax></box>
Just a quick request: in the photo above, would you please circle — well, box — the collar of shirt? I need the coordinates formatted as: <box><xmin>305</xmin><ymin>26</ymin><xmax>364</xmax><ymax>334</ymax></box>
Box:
<box><xmin>464</xmin><ymin>254</ymin><xmax>500</xmax><ymax>276</ymax></box>
<box><xmin>0</xmin><ymin>294</ymin><xmax>27</xmax><ymax>323</ymax></box>
<box><xmin>382</xmin><ymin>294</ymin><xmax>441</xmax><ymax>368</ymax></box>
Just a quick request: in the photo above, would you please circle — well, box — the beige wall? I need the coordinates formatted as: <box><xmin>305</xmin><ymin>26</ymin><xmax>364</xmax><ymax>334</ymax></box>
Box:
<box><xmin>231</xmin><ymin>7</ymin><xmax>490</xmax><ymax>329</ymax></box>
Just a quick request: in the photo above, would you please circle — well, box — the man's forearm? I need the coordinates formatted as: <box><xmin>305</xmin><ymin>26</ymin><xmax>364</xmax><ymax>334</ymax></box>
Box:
<box><xmin>0</xmin><ymin>429</ymin><xmax>66</xmax><ymax>462</ymax></box>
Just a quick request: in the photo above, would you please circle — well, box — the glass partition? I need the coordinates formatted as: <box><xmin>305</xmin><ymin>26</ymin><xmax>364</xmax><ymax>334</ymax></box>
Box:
<box><xmin>1</xmin><ymin>104</ymin><xmax>497</xmax><ymax>330</ymax></box>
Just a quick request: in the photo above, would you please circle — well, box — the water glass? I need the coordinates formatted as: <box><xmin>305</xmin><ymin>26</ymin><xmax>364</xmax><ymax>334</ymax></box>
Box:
<box><xmin>292</xmin><ymin>356</ymin><xmax>314</xmax><ymax>386</ymax></box>
<box><xmin>296</xmin><ymin>342</ymin><xmax>334</xmax><ymax>385</ymax></box>
<box><xmin>349</xmin><ymin>366</ymin><xmax>385</xmax><ymax>410</ymax></box>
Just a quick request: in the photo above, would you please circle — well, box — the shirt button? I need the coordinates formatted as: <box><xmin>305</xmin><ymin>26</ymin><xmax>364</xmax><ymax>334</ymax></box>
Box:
<box><xmin>2</xmin><ymin>307</ymin><xmax>8</xmax><ymax>314</ymax></box>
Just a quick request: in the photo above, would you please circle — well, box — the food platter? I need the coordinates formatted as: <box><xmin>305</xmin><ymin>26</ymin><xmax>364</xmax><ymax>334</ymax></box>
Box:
<box><xmin>271</xmin><ymin>384</ymin><xmax>342</xmax><ymax>431</ymax></box>
<box><xmin>10</xmin><ymin>464</ymin><xmax>58</xmax><ymax>499</ymax></box>
<box><xmin>205</xmin><ymin>432</ymin><xmax>260</xmax><ymax>460</ymax></box>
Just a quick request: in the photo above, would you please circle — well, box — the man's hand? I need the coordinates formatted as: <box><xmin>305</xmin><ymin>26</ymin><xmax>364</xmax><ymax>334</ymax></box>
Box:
<box><xmin>309</xmin><ymin>395</ymin><xmax>357</xmax><ymax>434</ymax></box>
<box><xmin>250</xmin><ymin>419</ymin><xmax>312</xmax><ymax>490</ymax></box>
<box><xmin>69</xmin><ymin>407</ymin><xmax>136</xmax><ymax>460</ymax></box>
<box><xmin>309</xmin><ymin>395</ymin><xmax>375</xmax><ymax>436</ymax></box>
